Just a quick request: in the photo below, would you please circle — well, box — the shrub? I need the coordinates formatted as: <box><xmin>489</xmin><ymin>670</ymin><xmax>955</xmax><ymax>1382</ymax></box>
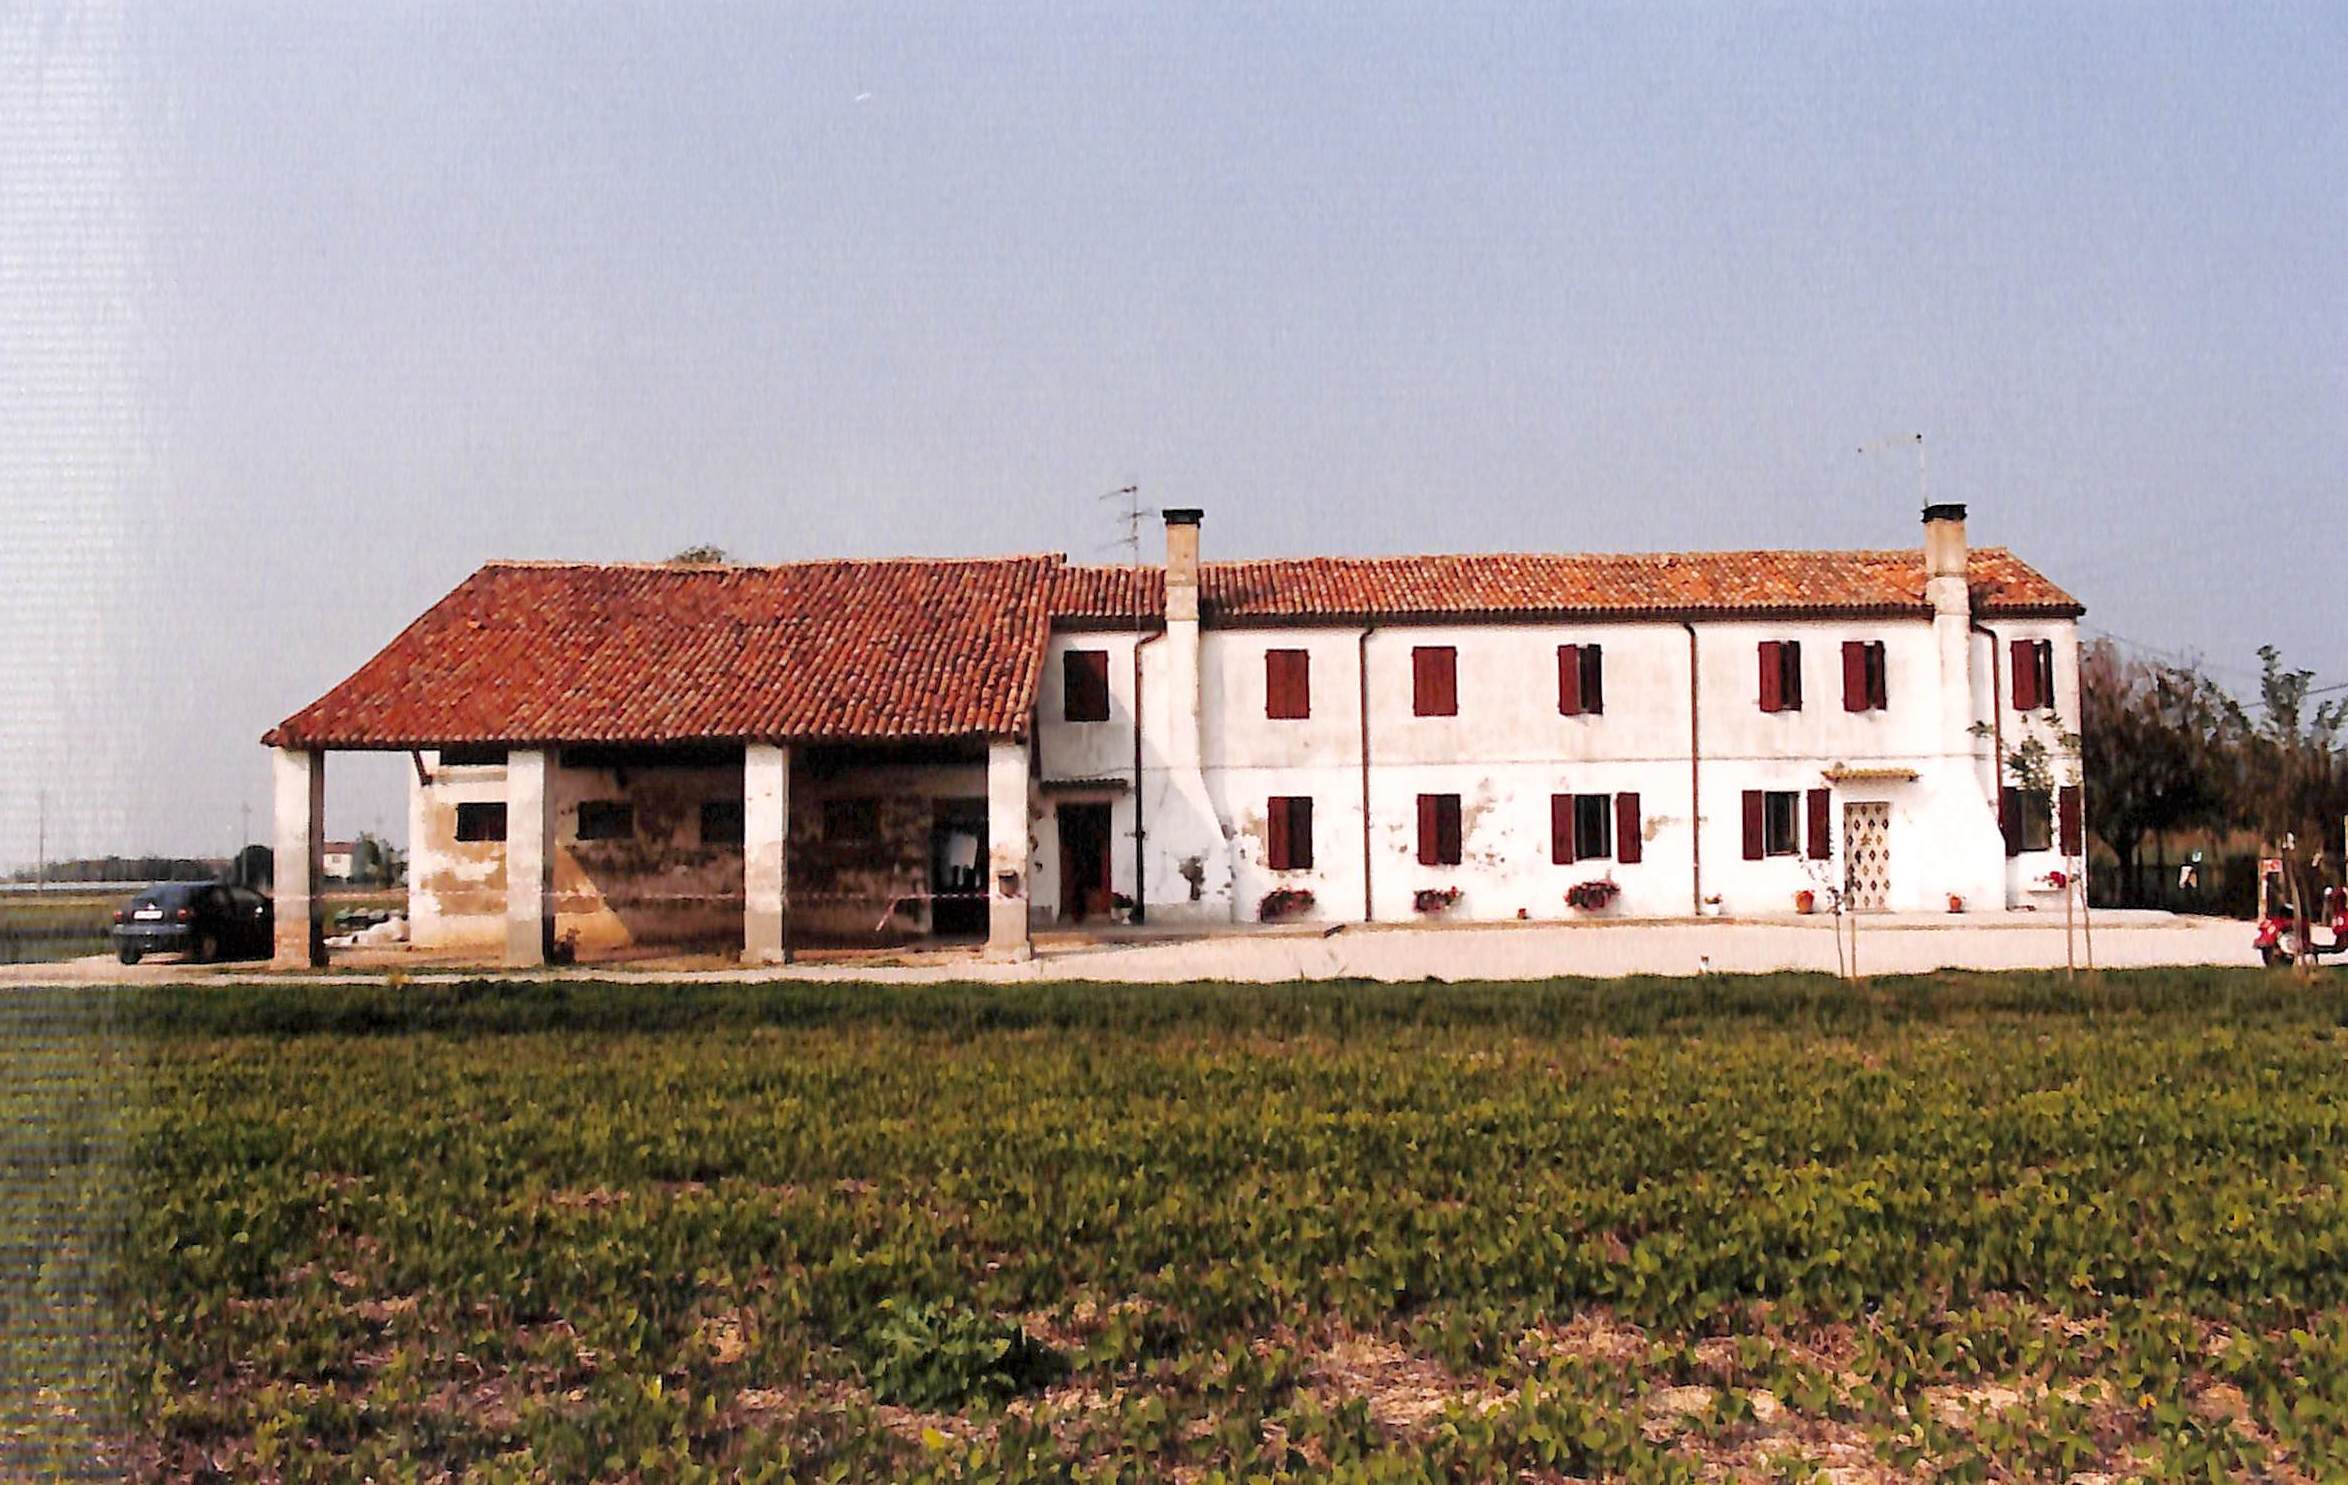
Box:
<box><xmin>860</xmin><ymin>1299</ymin><xmax>1066</xmax><ymax>1410</ymax></box>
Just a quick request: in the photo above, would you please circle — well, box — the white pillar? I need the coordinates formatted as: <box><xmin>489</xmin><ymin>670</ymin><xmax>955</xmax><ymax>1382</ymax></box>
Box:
<box><xmin>985</xmin><ymin>739</ymin><xmax>1032</xmax><ymax>961</ymax></box>
<box><xmin>505</xmin><ymin>748</ymin><xmax>557</xmax><ymax>967</ymax></box>
<box><xmin>744</xmin><ymin>743</ymin><xmax>790</xmax><ymax>964</ymax></box>
<box><xmin>271</xmin><ymin>748</ymin><xmax>324</xmax><ymax>968</ymax></box>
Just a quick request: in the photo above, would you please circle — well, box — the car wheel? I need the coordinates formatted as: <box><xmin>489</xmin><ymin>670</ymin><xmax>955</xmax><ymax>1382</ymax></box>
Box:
<box><xmin>117</xmin><ymin>944</ymin><xmax>142</xmax><ymax>966</ymax></box>
<box><xmin>194</xmin><ymin>931</ymin><xmax>220</xmax><ymax>964</ymax></box>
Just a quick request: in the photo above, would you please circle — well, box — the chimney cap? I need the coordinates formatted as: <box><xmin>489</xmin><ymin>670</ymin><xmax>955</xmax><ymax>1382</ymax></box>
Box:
<box><xmin>1162</xmin><ymin>507</ymin><xmax>1203</xmax><ymax>526</ymax></box>
<box><xmin>1921</xmin><ymin>502</ymin><xmax>1968</xmax><ymax>524</ymax></box>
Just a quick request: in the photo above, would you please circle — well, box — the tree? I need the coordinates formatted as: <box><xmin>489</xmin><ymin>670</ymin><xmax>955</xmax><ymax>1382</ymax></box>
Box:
<box><xmin>350</xmin><ymin>833</ymin><xmax>408</xmax><ymax>888</ymax></box>
<box><xmin>2078</xmin><ymin>640</ymin><xmax>2228</xmax><ymax>905</ymax></box>
<box><xmin>666</xmin><ymin>544</ymin><xmax>731</xmax><ymax>565</ymax></box>
<box><xmin>2222</xmin><ymin>646</ymin><xmax>2348</xmax><ymax>961</ymax></box>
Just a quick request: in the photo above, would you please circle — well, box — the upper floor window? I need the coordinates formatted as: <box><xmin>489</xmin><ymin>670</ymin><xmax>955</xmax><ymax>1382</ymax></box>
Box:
<box><xmin>1063</xmin><ymin>649</ymin><xmax>1111</xmax><ymax>723</ymax></box>
<box><xmin>1416</xmin><ymin>793</ymin><xmax>1462</xmax><ymax>865</ymax></box>
<box><xmin>1266</xmin><ymin>649</ymin><xmax>1311</xmax><ymax>720</ymax></box>
<box><xmin>2011</xmin><ymin>639</ymin><xmax>2056</xmax><ymax>711</ymax></box>
<box><xmin>454</xmin><ymin>802</ymin><xmax>507</xmax><ymax>843</ymax></box>
<box><xmin>576</xmin><ymin>800</ymin><xmax>635</xmax><ymax>842</ymax></box>
<box><xmin>439</xmin><ymin>744</ymin><xmax>508</xmax><ymax>767</ymax></box>
<box><xmin>1558</xmin><ymin>644</ymin><xmax>1604</xmax><ymax>716</ymax></box>
<box><xmin>1842</xmin><ymin>641</ymin><xmax>1889</xmax><ymax>712</ymax></box>
<box><xmin>1759</xmin><ymin>641</ymin><xmax>1804</xmax><ymax>713</ymax></box>
<box><xmin>1266</xmin><ymin>795</ymin><xmax>1314</xmax><ymax>870</ymax></box>
<box><xmin>1411</xmin><ymin>646</ymin><xmax>1458</xmax><ymax>717</ymax></box>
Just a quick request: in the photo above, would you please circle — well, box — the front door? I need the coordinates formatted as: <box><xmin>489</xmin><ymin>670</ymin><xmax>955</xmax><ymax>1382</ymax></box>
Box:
<box><xmin>1057</xmin><ymin>803</ymin><xmax>1113</xmax><ymax>921</ymax></box>
<box><xmin>1843</xmin><ymin>801</ymin><xmax>1891</xmax><ymax>913</ymax></box>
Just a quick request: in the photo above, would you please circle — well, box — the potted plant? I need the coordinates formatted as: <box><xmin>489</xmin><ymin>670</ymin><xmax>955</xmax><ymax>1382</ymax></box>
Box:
<box><xmin>1413</xmin><ymin>886</ymin><xmax>1463</xmax><ymax>916</ymax></box>
<box><xmin>1110</xmin><ymin>892</ymin><xmax>1136</xmax><ymax>925</ymax></box>
<box><xmin>1566</xmin><ymin>879</ymin><xmax>1621</xmax><ymax>913</ymax></box>
<box><xmin>1258</xmin><ymin>887</ymin><xmax>1315</xmax><ymax>922</ymax></box>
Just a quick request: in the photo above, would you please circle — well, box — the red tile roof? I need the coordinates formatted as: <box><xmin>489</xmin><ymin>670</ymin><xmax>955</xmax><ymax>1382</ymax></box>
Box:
<box><xmin>265</xmin><ymin>557</ymin><xmax>1059</xmax><ymax>750</ymax></box>
<box><xmin>1050</xmin><ymin>548</ymin><xmax>2081</xmax><ymax>627</ymax></box>
<box><xmin>270</xmin><ymin>544</ymin><xmax>2080</xmax><ymax>750</ymax></box>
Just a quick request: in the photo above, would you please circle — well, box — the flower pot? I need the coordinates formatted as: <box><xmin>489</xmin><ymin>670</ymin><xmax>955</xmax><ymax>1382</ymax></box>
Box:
<box><xmin>1794</xmin><ymin>890</ymin><xmax>1817</xmax><ymax>915</ymax></box>
<box><xmin>1946</xmin><ymin>894</ymin><xmax>1964</xmax><ymax>914</ymax></box>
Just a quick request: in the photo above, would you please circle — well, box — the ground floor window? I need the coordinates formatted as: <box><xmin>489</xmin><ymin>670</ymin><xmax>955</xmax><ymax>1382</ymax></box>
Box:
<box><xmin>1416</xmin><ymin>793</ymin><xmax>1462</xmax><ymax>865</ymax></box>
<box><xmin>1267</xmin><ymin>796</ymin><xmax>1314</xmax><ymax>870</ymax></box>
<box><xmin>2004</xmin><ymin>787</ymin><xmax>2055</xmax><ymax>853</ymax></box>
<box><xmin>700</xmin><ymin>799</ymin><xmax>745</xmax><ymax>847</ymax></box>
<box><xmin>1763</xmin><ymin>791</ymin><xmax>1800</xmax><ymax>857</ymax></box>
<box><xmin>577</xmin><ymin>801</ymin><xmax>635</xmax><ymax>841</ymax></box>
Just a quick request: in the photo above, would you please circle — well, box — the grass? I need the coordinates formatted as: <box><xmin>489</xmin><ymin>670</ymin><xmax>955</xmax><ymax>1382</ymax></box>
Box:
<box><xmin>34</xmin><ymin>969</ymin><xmax>2348</xmax><ymax>1480</ymax></box>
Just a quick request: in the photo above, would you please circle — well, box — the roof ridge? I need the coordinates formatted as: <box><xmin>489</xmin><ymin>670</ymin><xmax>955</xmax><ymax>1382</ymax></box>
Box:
<box><xmin>479</xmin><ymin>553</ymin><xmax>1067</xmax><ymax>573</ymax></box>
<box><xmin>1060</xmin><ymin>545</ymin><xmax>2018</xmax><ymax>570</ymax></box>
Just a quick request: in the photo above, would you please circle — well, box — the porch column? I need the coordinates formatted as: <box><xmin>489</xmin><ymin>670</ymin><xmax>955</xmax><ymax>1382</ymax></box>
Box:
<box><xmin>743</xmin><ymin>743</ymin><xmax>790</xmax><ymax>964</ymax></box>
<box><xmin>270</xmin><ymin>747</ymin><xmax>324</xmax><ymax>968</ymax></box>
<box><xmin>984</xmin><ymin>739</ymin><xmax>1033</xmax><ymax>961</ymax></box>
<box><xmin>505</xmin><ymin>748</ymin><xmax>557</xmax><ymax>967</ymax></box>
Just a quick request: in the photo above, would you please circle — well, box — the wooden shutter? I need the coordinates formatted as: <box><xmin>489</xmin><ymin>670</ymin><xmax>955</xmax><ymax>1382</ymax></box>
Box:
<box><xmin>1582</xmin><ymin>645</ymin><xmax>1604</xmax><ymax>715</ymax></box>
<box><xmin>1267</xmin><ymin>650</ymin><xmax>1310</xmax><ymax>719</ymax></box>
<box><xmin>1558</xmin><ymin>645</ymin><xmax>1583</xmax><ymax>716</ymax></box>
<box><xmin>1267</xmin><ymin>798</ymin><xmax>1291</xmax><ymax>870</ymax></box>
<box><xmin>1783</xmin><ymin>642</ymin><xmax>1802</xmax><ymax>710</ymax></box>
<box><xmin>1416</xmin><ymin>794</ymin><xmax>1440</xmax><ymax>865</ymax></box>
<box><xmin>1438</xmin><ymin>796</ymin><xmax>1462</xmax><ymax>864</ymax></box>
<box><xmin>1842</xmin><ymin>641</ymin><xmax>1869</xmax><ymax>712</ymax></box>
<box><xmin>1758</xmin><ymin>642</ymin><xmax>1783</xmax><ymax>713</ymax></box>
<box><xmin>1807</xmin><ymin>789</ymin><xmax>1831</xmax><ymax>860</ymax></box>
<box><xmin>1615</xmin><ymin>792</ymin><xmax>1642</xmax><ymax>864</ymax></box>
<box><xmin>1742</xmin><ymin>790</ymin><xmax>1765</xmax><ymax>860</ymax></box>
<box><xmin>2058</xmin><ymin>784</ymin><xmax>2083</xmax><ymax>856</ymax></box>
<box><xmin>2010</xmin><ymin>639</ymin><xmax>2038</xmax><ymax>710</ymax></box>
<box><xmin>1291</xmin><ymin>797</ymin><xmax>1313</xmax><ymax>869</ymax></box>
<box><xmin>1552</xmin><ymin>794</ymin><xmax>1575</xmax><ymax>864</ymax></box>
<box><xmin>1869</xmin><ymin>643</ymin><xmax>1889</xmax><ymax>710</ymax></box>
<box><xmin>1413</xmin><ymin>647</ymin><xmax>1456</xmax><ymax>716</ymax></box>
<box><xmin>2000</xmin><ymin>788</ymin><xmax>2022</xmax><ymax>857</ymax></box>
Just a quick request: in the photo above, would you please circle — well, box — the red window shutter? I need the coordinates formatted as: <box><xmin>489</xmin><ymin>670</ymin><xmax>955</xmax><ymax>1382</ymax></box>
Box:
<box><xmin>1291</xmin><ymin>797</ymin><xmax>1313</xmax><ymax>869</ymax></box>
<box><xmin>1582</xmin><ymin>645</ymin><xmax>1604</xmax><ymax>715</ymax></box>
<box><xmin>2010</xmin><ymin>639</ymin><xmax>2038</xmax><ymax>710</ymax></box>
<box><xmin>1807</xmin><ymin>789</ymin><xmax>1831</xmax><ymax>860</ymax></box>
<box><xmin>1267</xmin><ymin>798</ymin><xmax>1291</xmax><ymax>870</ymax></box>
<box><xmin>1758</xmin><ymin>642</ymin><xmax>1782</xmax><ymax>713</ymax></box>
<box><xmin>1615</xmin><ymin>792</ymin><xmax>1642</xmax><ymax>864</ymax></box>
<box><xmin>1267</xmin><ymin>650</ymin><xmax>1310</xmax><ymax>719</ymax></box>
<box><xmin>2058</xmin><ymin>784</ymin><xmax>2083</xmax><ymax>857</ymax></box>
<box><xmin>1999</xmin><ymin>788</ymin><xmax>2022</xmax><ymax>857</ymax></box>
<box><xmin>1416</xmin><ymin>794</ymin><xmax>1440</xmax><ymax>865</ymax></box>
<box><xmin>1742</xmin><ymin>791</ymin><xmax>1765</xmax><ymax>860</ymax></box>
<box><xmin>1413</xmin><ymin>647</ymin><xmax>1456</xmax><ymax>717</ymax></box>
<box><xmin>1842</xmin><ymin>641</ymin><xmax>1868</xmax><ymax>712</ymax></box>
<box><xmin>1438</xmin><ymin>796</ymin><xmax>1462</xmax><ymax>864</ymax></box>
<box><xmin>1558</xmin><ymin>645</ymin><xmax>1583</xmax><ymax>716</ymax></box>
<box><xmin>1552</xmin><ymin>794</ymin><xmax>1574</xmax><ymax>864</ymax></box>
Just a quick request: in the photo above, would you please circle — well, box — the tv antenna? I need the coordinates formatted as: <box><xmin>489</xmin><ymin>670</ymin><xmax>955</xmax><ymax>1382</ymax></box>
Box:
<box><xmin>1856</xmin><ymin>432</ymin><xmax>1927</xmax><ymax>509</ymax></box>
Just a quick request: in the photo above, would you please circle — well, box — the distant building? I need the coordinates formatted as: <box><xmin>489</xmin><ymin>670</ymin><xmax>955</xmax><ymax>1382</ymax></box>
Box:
<box><xmin>263</xmin><ymin>504</ymin><xmax>2081</xmax><ymax>967</ymax></box>
<box><xmin>320</xmin><ymin>841</ymin><xmax>357</xmax><ymax>882</ymax></box>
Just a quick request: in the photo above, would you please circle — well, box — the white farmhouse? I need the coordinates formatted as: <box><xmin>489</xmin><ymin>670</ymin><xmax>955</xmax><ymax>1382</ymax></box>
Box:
<box><xmin>262</xmin><ymin>504</ymin><xmax>2081</xmax><ymax>967</ymax></box>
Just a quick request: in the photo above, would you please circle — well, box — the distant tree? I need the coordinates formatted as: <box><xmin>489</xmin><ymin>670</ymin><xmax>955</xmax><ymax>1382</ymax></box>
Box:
<box><xmin>234</xmin><ymin>844</ymin><xmax>273</xmax><ymax>888</ymax></box>
<box><xmin>2222</xmin><ymin>646</ymin><xmax>2348</xmax><ymax>959</ymax></box>
<box><xmin>2078</xmin><ymin>641</ymin><xmax>2228</xmax><ymax>905</ymax></box>
<box><xmin>350</xmin><ymin>833</ymin><xmax>408</xmax><ymax>888</ymax></box>
<box><xmin>666</xmin><ymin>544</ymin><xmax>731</xmax><ymax>565</ymax></box>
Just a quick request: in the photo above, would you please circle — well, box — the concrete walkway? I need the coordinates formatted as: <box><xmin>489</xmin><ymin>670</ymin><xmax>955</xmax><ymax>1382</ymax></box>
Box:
<box><xmin>0</xmin><ymin>911</ymin><xmax>2264</xmax><ymax>987</ymax></box>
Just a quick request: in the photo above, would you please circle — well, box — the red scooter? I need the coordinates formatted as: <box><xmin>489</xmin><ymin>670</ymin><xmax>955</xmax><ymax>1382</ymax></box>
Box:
<box><xmin>2257</xmin><ymin>885</ymin><xmax>2348</xmax><ymax>967</ymax></box>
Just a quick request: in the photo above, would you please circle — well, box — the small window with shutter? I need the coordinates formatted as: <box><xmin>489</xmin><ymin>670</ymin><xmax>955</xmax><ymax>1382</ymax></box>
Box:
<box><xmin>1411</xmin><ymin>646</ymin><xmax>1458</xmax><ymax>717</ymax></box>
<box><xmin>1759</xmin><ymin>641</ymin><xmax>1804</xmax><ymax>712</ymax></box>
<box><xmin>1558</xmin><ymin>644</ymin><xmax>1605</xmax><ymax>715</ymax></box>
<box><xmin>1063</xmin><ymin>649</ymin><xmax>1111</xmax><ymax>722</ymax></box>
<box><xmin>1416</xmin><ymin>793</ymin><xmax>1462</xmax><ymax>865</ymax></box>
<box><xmin>1744</xmin><ymin>790</ymin><xmax>1801</xmax><ymax>857</ymax></box>
<box><xmin>2011</xmin><ymin>638</ymin><xmax>2056</xmax><ymax>711</ymax></box>
<box><xmin>1842</xmin><ymin>641</ymin><xmax>1888</xmax><ymax>712</ymax></box>
<box><xmin>1551</xmin><ymin>792</ymin><xmax>1638</xmax><ymax>863</ymax></box>
<box><xmin>1267</xmin><ymin>796</ymin><xmax>1314</xmax><ymax>870</ymax></box>
<box><xmin>1266</xmin><ymin>649</ymin><xmax>1311</xmax><ymax>719</ymax></box>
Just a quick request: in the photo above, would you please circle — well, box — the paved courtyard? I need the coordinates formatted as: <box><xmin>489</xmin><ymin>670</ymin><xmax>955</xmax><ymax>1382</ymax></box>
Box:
<box><xmin>0</xmin><ymin>910</ymin><xmax>2264</xmax><ymax>987</ymax></box>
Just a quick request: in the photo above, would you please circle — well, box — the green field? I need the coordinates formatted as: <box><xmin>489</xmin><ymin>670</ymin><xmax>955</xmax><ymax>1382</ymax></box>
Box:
<box><xmin>15</xmin><ymin>972</ymin><xmax>2348</xmax><ymax>1482</ymax></box>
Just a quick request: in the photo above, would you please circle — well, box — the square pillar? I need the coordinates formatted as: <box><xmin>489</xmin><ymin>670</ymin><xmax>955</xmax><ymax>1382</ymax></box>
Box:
<box><xmin>743</xmin><ymin>743</ymin><xmax>790</xmax><ymax>965</ymax></box>
<box><xmin>505</xmin><ymin>748</ymin><xmax>557</xmax><ymax>967</ymax></box>
<box><xmin>271</xmin><ymin>748</ymin><xmax>325</xmax><ymax>968</ymax></box>
<box><xmin>985</xmin><ymin>739</ymin><xmax>1032</xmax><ymax>961</ymax></box>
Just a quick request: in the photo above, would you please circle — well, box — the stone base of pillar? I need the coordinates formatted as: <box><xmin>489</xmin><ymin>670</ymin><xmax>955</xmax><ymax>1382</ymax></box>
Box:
<box><xmin>983</xmin><ymin>900</ymin><xmax>1033</xmax><ymax>961</ymax></box>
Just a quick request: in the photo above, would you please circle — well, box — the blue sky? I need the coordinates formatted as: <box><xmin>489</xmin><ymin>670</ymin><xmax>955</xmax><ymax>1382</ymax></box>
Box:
<box><xmin>2</xmin><ymin>2</ymin><xmax>2342</xmax><ymax>863</ymax></box>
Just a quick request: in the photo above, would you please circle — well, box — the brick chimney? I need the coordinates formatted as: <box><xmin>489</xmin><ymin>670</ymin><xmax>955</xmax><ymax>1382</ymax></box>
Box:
<box><xmin>1923</xmin><ymin>502</ymin><xmax>1974</xmax><ymax>764</ymax></box>
<box><xmin>1161</xmin><ymin>508</ymin><xmax>1204</xmax><ymax>767</ymax></box>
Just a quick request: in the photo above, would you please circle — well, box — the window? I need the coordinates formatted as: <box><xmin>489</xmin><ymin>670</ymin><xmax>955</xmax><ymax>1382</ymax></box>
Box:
<box><xmin>2002</xmin><ymin>788</ymin><xmax>2054</xmax><ymax>855</ymax></box>
<box><xmin>1063</xmin><ymin>649</ymin><xmax>1111</xmax><ymax>723</ymax></box>
<box><xmin>576</xmin><ymin>800</ymin><xmax>634</xmax><ymax>841</ymax></box>
<box><xmin>439</xmin><ymin>744</ymin><xmax>507</xmax><ymax>767</ymax></box>
<box><xmin>2011</xmin><ymin>639</ymin><xmax>2056</xmax><ymax>711</ymax></box>
<box><xmin>823</xmin><ymin>797</ymin><xmax>880</xmax><ymax>844</ymax></box>
<box><xmin>1742</xmin><ymin>789</ymin><xmax>1813</xmax><ymax>859</ymax></box>
<box><xmin>1842</xmin><ymin>641</ymin><xmax>1889</xmax><ymax>712</ymax></box>
<box><xmin>1266</xmin><ymin>796</ymin><xmax>1314</xmax><ymax>870</ymax></box>
<box><xmin>700</xmin><ymin>799</ymin><xmax>745</xmax><ymax>847</ymax></box>
<box><xmin>1764</xmin><ymin>792</ymin><xmax>1800</xmax><ymax>856</ymax></box>
<box><xmin>1558</xmin><ymin>644</ymin><xmax>1604</xmax><ymax>716</ymax></box>
<box><xmin>1416</xmin><ymin>793</ymin><xmax>1462</xmax><ymax>865</ymax></box>
<box><xmin>1759</xmin><ymin>641</ymin><xmax>1804</xmax><ymax>712</ymax></box>
<box><xmin>1411</xmin><ymin>647</ymin><xmax>1458</xmax><ymax>716</ymax></box>
<box><xmin>1551</xmin><ymin>793</ymin><xmax>1642</xmax><ymax>864</ymax></box>
<box><xmin>1266</xmin><ymin>649</ymin><xmax>1311</xmax><ymax>719</ymax></box>
<box><xmin>454</xmin><ymin>802</ymin><xmax>507</xmax><ymax>842</ymax></box>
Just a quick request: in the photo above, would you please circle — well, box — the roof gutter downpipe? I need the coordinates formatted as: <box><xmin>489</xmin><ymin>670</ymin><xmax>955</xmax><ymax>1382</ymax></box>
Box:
<box><xmin>1359</xmin><ymin>624</ymin><xmax>1377</xmax><ymax>922</ymax></box>
<box><xmin>1133</xmin><ymin>626</ymin><xmax>1163</xmax><ymax>924</ymax></box>
<box><xmin>1682</xmin><ymin>621</ymin><xmax>1702</xmax><ymax>916</ymax></box>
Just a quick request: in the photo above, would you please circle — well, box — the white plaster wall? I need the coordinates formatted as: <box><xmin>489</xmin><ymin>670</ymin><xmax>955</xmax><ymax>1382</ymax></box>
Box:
<box><xmin>1037</xmin><ymin>632</ymin><xmax>1141</xmax><ymax>783</ymax></box>
<box><xmin>1982</xmin><ymin>617</ymin><xmax>2086</xmax><ymax>906</ymax></box>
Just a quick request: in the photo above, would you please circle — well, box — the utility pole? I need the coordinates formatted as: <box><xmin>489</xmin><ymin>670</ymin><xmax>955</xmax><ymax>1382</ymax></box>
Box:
<box><xmin>1100</xmin><ymin>484</ymin><xmax>1149</xmax><ymax>924</ymax></box>
<box><xmin>36</xmin><ymin>788</ymin><xmax>46</xmax><ymax>890</ymax></box>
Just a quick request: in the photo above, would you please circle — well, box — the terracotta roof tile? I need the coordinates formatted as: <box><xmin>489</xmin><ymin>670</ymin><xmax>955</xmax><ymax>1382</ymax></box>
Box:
<box><xmin>1051</xmin><ymin>548</ymin><xmax>2080</xmax><ymax>626</ymax></box>
<box><xmin>265</xmin><ymin>557</ymin><xmax>1058</xmax><ymax>750</ymax></box>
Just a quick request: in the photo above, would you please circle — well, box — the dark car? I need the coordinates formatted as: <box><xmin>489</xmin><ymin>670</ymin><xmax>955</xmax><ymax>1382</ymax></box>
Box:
<box><xmin>111</xmin><ymin>882</ymin><xmax>273</xmax><ymax>964</ymax></box>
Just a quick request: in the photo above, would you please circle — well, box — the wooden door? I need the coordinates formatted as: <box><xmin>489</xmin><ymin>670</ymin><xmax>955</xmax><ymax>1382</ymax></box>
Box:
<box><xmin>1057</xmin><ymin>804</ymin><xmax>1113</xmax><ymax>921</ymax></box>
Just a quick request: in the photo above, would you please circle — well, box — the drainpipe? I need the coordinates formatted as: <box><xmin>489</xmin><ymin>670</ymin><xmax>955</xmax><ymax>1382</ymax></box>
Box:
<box><xmin>1971</xmin><ymin>620</ymin><xmax>2003</xmax><ymax>809</ymax></box>
<box><xmin>1132</xmin><ymin>627</ymin><xmax>1163</xmax><ymax>924</ymax></box>
<box><xmin>1358</xmin><ymin>624</ymin><xmax>1377</xmax><ymax>922</ymax></box>
<box><xmin>1681</xmin><ymin>621</ymin><xmax>1702</xmax><ymax>916</ymax></box>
